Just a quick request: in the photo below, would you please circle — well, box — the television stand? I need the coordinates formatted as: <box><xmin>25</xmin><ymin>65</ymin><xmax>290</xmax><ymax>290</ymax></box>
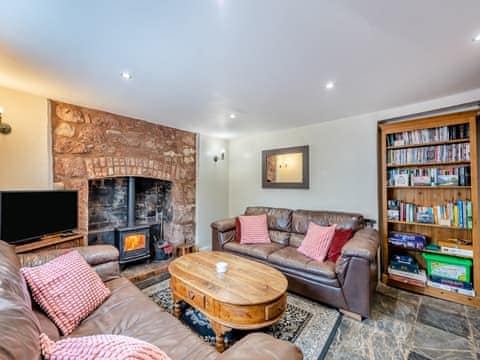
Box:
<box><xmin>14</xmin><ymin>233</ymin><xmax>85</xmax><ymax>254</ymax></box>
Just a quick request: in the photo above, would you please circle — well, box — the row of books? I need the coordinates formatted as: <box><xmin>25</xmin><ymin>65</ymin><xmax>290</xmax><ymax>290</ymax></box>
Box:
<box><xmin>387</xmin><ymin>166</ymin><xmax>471</xmax><ymax>186</ymax></box>
<box><xmin>386</xmin><ymin>124</ymin><xmax>470</xmax><ymax>147</ymax></box>
<box><xmin>387</xmin><ymin>199</ymin><xmax>473</xmax><ymax>228</ymax></box>
<box><xmin>387</xmin><ymin>143</ymin><xmax>470</xmax><ymax>166</ymax></box>
<box><xmin>388</xmin><ymin>267</ymin><xmax>475</xmax><ymax>295</ymax></box>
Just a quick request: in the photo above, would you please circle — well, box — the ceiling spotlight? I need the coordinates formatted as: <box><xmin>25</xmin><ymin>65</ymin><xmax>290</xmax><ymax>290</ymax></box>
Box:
<box><xmin>474</xmin><ymin>33</ymin><xmax>480</xmax><ymax>42</ymax></box>
<box><xmin>120</xmin><ymin>71</ymin><xmax>132</xmax><ymax>80</ymax></box>
<box><xmin>229</xmin><ymin>113</ymin><xmax>236</xmax><ymax>119</ymax></box>
<box><xmin>325</xmin><ymin>81</ymin><xmax>335</xmax><ymax>90</ymax></box>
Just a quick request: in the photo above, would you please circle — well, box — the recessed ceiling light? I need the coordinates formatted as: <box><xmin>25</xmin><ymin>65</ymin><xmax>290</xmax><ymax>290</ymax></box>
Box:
<box><xmin>120</xmin><ymin>71</ymin><xmax>132</xmax><ymax>80</ymax></box>
<box><xmin>229</xmin><ymin>113</ymin><xmax>236</xmax><ymax>119</ymax></box>
<box><xmin>325</xmin><ymin>81</ymin><xmax>335</xmax><ymax>90</ymax></box>
<box><xmin>473</xmin><ymin>33</ymin><xmax>480</xmax><ymax>42</ymax></box>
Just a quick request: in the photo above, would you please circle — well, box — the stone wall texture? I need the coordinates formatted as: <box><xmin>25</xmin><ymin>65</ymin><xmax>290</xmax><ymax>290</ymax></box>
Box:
<box><xmin>51</xmin><ymin>101</ymin><xmax>196</xmax><ymax>246</ymax></box>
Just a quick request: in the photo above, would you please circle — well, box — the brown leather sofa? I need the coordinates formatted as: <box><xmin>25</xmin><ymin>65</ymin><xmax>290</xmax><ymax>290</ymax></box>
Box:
<box><xmin>211</xmin><ymin>207</ymin><xmax>379</xmax><ymax>319</ymax></box>
<box><xmin>0</xmin><ymin>240</ymin><xmax>302</xmax><ymax>360</ymax></box>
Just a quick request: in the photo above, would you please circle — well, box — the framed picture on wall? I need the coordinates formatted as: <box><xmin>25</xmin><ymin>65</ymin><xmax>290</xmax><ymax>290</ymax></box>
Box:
<box><xmin>262</xmin><ymin>145</ymin><xmax>309</xmax><ymax>189</ymax></box>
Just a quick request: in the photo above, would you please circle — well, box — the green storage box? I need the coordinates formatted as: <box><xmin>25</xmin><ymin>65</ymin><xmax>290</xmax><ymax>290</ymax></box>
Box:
<box><xmin>422</xmin><ymin>253</ymin><xmax>472</xmax><ymax>282</ymax></box>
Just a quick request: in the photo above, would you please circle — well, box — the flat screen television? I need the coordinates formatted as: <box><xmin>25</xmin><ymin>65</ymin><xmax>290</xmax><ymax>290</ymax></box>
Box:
<box><xmin>0</xmin><ymin>191</ymin><xmax>78</xmax><ymax>244</ymax></box>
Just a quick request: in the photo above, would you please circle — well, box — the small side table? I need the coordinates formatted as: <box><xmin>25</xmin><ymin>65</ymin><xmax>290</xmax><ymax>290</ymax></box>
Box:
<box><xmin>176</xmin><ymin>243</ymin><xmax>195</xmax><ymax>257</ymax></box>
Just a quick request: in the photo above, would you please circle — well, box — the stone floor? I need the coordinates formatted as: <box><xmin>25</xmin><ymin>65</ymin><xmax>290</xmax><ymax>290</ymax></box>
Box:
<box><xmin>325</xmin><ymin>283</ymin><xmax>479</xmax><ymax>360</ymax></box>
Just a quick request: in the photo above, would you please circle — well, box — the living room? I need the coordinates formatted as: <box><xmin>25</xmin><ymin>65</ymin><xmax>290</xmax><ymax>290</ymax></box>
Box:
<box><xmin>1</xmin><ymin>1</ymin><xmax>480</xmax><ymax>359</ymax></box>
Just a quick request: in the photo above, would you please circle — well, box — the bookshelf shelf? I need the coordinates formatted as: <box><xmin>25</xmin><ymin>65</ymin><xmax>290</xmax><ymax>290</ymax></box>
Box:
<box><xmin>386</xmin><ymin>160</ymin><xmax>471</xmax><ymax>169</ymax></box>
<box><xmin>379</xmin><ymin>110</ymin><xmax>480</xmax><ymax>307</ymax></box>
<box><xmin>382</xmin><ymin>274</ymin><xmax>476</xmax><ymax>305</ymax></box>
<box><xmin>387</xmin><ymin>220</ymin><xmax>472</xmax><ymax>230</ymax></box>
<box><xmin>387</xmin><ymin>186</ymin><xmax>471</xmax><ymax>190</ymax></box>
<box><xmin>388</xmin><ymin>243</ymin><xmax>473</xmax><ymax>259</ymax></box>
<box><xmin>386</xmin><ymin>138</ymin><xmax>469</xmax><ymax>150</ymax></box>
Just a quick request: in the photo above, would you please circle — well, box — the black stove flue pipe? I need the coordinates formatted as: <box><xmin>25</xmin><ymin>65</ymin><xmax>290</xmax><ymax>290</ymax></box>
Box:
<box><xmin>127</xmin><ymin>176</ymin><xmax>135</xmax><ymax>228</ymax></box>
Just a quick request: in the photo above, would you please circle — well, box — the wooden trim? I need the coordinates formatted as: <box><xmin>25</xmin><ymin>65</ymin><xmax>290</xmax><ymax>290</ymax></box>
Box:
<box><xmin>15</xmin><ymin>233</ymin><xmax>85</xmax><ymax>253</ymax></box>
<box><xmin>261</xmin><ymin>145</ymin><xmax>309</xmax><ymax>189</ymax></box>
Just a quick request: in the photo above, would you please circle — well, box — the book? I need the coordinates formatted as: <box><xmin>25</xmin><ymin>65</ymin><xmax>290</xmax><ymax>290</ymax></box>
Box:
<box><xmin>389</xmin><ymin>273</ymin><xmax>426</xmax><ymax>287</ymax></box>
<box><xmin>388</xmin><ymin>231</ymin><xmax>427</xmax><ymax>250</ymax></box>
<box><xmin>440</xmin><ymin>246</ymin><xmax>473</xmax><ymax>257</ymax></box>
<box><xmin>388</xmin><ymin>267</ymin><xmax>427</xmax><ymax>282</ymax></box>
<box><xmin>437</xmin><ymin>174</ymin><xmax>459</xmax><ymax>186</ymax></box>
<box><xmin>427</xmin><ymin>280</ymin><xmax>475</xmax><ymax>297</ymax></box>
<box><xmin>430</xmin><ymin>275</ymin><xmax>473</xmax><ymax>290</ymax></box>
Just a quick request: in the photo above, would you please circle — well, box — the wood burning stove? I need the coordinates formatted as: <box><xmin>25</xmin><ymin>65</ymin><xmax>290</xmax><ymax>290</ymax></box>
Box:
<box><xmin>115</xmin><ymin>225</ymin><xmax>150</xmax><ymax>264</ymax></box>
<box><xmin>115</xmin><ymin>177</ymin><xmax>150</xmax><ymax>265</ymax></box>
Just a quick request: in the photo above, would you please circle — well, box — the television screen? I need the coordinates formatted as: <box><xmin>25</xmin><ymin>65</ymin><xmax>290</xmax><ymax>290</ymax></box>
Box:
<box><xmin>0</xmin><ymin>191</ymin><xmax>78</xmax><ymax>244</ymax></box>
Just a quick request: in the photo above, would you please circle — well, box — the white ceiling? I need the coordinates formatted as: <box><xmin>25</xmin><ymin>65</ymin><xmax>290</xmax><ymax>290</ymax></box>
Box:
<box><xmin>0</xmin><ymin>1</ymin><xmax>479</xmax><ymax>138</ymax></box>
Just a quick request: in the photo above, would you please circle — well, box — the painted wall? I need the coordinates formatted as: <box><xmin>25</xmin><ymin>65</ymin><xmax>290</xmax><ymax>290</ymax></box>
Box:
<box><xmin>196</xmin><ymin>134</ymin><xmax>229</xmax><ymax>250</ymax></box>
<box><xmin>0</xmin><ymin>86</ymin><xmax>51</xmax><ymax>190</ymax></box>
<box><xmin>228</xmin><ymin>88</ymin><xmax>480</xmax><ymax>221</ymax></box>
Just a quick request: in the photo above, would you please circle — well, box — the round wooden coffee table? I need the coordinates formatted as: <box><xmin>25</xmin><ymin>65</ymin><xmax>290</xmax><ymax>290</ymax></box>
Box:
<box><xmin>168</xmin><ymin>251</ymin><xmax>288</xmax><ymax>352</ymax></box>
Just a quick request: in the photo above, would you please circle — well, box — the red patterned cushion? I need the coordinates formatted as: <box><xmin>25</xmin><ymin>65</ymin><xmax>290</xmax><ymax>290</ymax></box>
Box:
<box><xmin>239</xmin><ymin>214</ymin><xmax>271</xmax><ymax>244</ymax></box>
<box><xmin>326</xmin><ymin>229</ymin><xmax>353</xmax><ymax>263</ymax></box>
<box><xmin>40</xmin><ymin>333</ymin><xmax>172</xmax><ymax>360</ymax></box>
<box><xmin>235</xmin><ymin>217</ymin><xmax>241</xmax><ymax>243</ymax></box>
<box><xmin>20</xmin><ymin>251</ymin><xmax>110</xmax><ymax>335</ymax></box>
<box><xmin>297</xmin><ymin>222</ymin><xmax>336</xmax><ymax>262</ymax></box>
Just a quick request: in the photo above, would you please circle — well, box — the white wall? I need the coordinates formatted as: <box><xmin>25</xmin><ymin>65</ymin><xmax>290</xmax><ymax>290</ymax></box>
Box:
<box><xmin>196</xmin><ymin>134</ymin><xmax>229</xmax><ymax>250</ymax></box>
<box><xmin>228</xmin><ymin>88</ymin><xmax>480</xmax><ymax>221</ymax></box>
<box><xmin>0</xmin><ymin>86</ymin><xmax>51</xmax><ymax>190</ymax></box>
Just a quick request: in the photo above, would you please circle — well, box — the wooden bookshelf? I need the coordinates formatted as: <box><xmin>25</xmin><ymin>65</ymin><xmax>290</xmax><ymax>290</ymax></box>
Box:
<box><xmin>379</xmin><ymin>110</ymin><xmax>480</xmax><ymax>307</ymax></box>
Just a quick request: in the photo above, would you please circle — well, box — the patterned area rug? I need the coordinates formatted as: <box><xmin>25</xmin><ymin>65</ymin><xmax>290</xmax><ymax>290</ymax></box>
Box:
<box><xmin>142</xmin><ymin>279</ymin><xmax>341</xmax><ymax>360</ymax></box>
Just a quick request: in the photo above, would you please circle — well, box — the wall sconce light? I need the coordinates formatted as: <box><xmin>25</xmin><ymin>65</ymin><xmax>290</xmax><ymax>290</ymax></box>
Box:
<box><xmin>0</xmin><ymin>107</ymin><xmax>12</xmax><ymax>135</ymax></box>
<box><xmin>213</xmin><ymin>150</ymin><xmax>225</xmax><ymax>163</ymax></box>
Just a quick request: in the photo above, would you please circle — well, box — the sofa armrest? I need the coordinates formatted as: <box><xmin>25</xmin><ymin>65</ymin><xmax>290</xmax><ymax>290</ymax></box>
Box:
<box><xmin>18</xmin><ymin>245</ymin><xmax>120</xmax><ymax>282</ymax></box>
<box><xmin>211</xmin><ymin>218</ymin><xmax>236</xmax><ymax>251</ymax></box>
<box><xmin>340</xmin><ymin>228</ymin><xmax>379</xmax><ymax>262</ymax></box>
<box><xmin>211</xmin><ymin>217</ymin><xmax>236</xmax><ymax>232</ymax></box>
<box><xmin>218</xmin><ymin>333</ymin><xmax>303</xmax><ymax>360</ymax></box>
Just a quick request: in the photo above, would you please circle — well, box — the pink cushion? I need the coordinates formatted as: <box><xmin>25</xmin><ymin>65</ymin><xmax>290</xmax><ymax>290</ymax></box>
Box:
<box><xmin>297</xmin><ymin>222</ymin><xmax>336</xmax><ymax>262</ymax></box>
<box><xmin>40</xmin><ymin>333</ymin><xmax>172</xmax><ymax>360</ymax></box>
<box><xmin>239</xmin><ymin>214</ymin><xmax>271</xmax><ymax>244</ymax></box>
<box><xmin>20</xmin><ymin>250</ymin><xmax>110</xmax><ymax>336</ymax></box>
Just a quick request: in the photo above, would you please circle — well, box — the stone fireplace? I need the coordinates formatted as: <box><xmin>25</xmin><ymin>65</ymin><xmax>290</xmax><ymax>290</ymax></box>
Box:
<box><xmin>88</xmin><ymin>176</ymin><xmax>172</xmax><ymax>264</ymax></box>
<box><xmin>51</xmin><ymin>101</ymin><xmax>196</xmax><ymax>251</ymax></box>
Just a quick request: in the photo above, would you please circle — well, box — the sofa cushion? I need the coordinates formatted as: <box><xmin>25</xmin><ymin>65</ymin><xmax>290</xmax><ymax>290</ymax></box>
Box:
<box><xmin>269</xmin><ymin>230</ymin><xmax>290</xmax><ymax>246</ymax></box>
<box><xmin>223</xmin><ymin>242</ymin><xmax>285</xmax><ymax>260</ymax></box>
<box><xmin>239</xmin><ymin>214</ymin><xmax>271</xmax><ymax>244</ymax></box>
<box><xmin>327</xmin><ymin>229</ymin><xmax>354</xmax><ymax>263</ymax></box>
<box><xmin>0</xmin><ymin>241</ymin><xmax>41</xmax><ymax>360</ymax></box>
<box><xmin>289</xmin><ymin>233</ymin><xmax>305</xmax><ymax>248</ymax></box>
<box><xmin>291</xmin><ymin>210</ymin><xmax>364</xmax><ymax>234</ymax></box>
<box><xmin>245</xmin><ymin>207</ymin><xmax>292</xmax><ymax>232</ymax></box>
<box><xmin>33</xmin><ymin>305</ymin><xmax>61</xmax><ymax>341</ymax></box>
<box><xmin>20</xmin><ymin>250</ymin><xmax>111</xmax><ymax>336</ymax></box>
<box><xmin>69</xmin><ymin>277</ymin><xmax>217</xmax><ymax>360</ymax></box>
<box><xmin>268</xmin><ymin>247</ymin><xmax>337</xmax><ymax>279</ymax></box>
<box><xmin>40</xmin><ymin>333</ymin><xmax>171</xmax><ymax>360</ymax></box>
<box><xmin>297</xmin><ymin>223</ymin><xmax>336</xmax><ymax>262</ymax></box>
